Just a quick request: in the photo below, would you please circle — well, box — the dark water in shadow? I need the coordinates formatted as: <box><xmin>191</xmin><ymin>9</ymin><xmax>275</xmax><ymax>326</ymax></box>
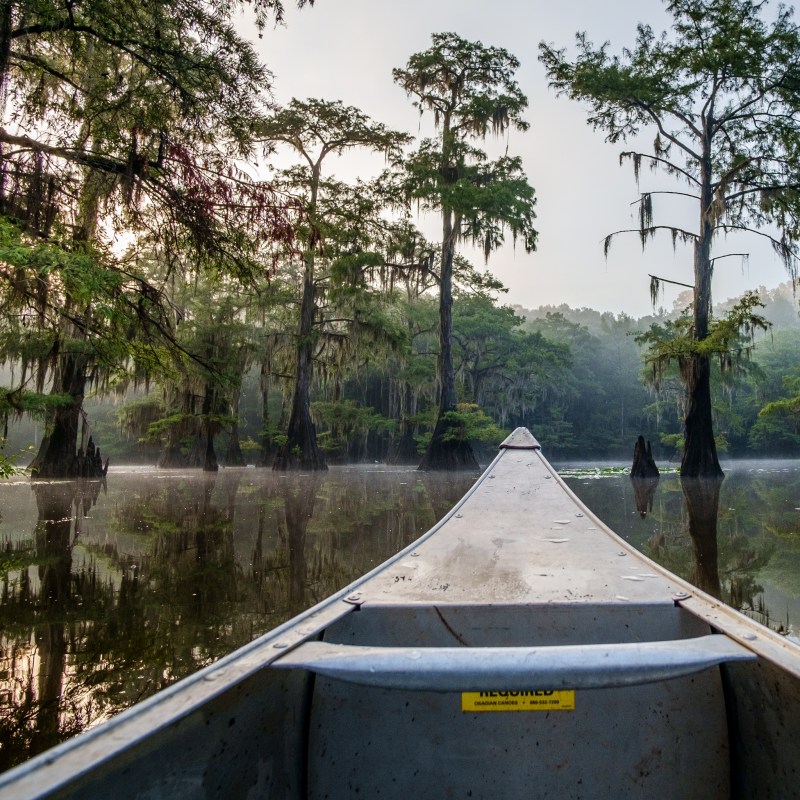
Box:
<box><xmin>560</xmin><ymin>460</ymin><xmax>800</xmax><ymax>637</ymax></box>
<box><xmin>0</xmin><ymin>466</ymin><xmax>477</xmax><ymax>771</ymax></box>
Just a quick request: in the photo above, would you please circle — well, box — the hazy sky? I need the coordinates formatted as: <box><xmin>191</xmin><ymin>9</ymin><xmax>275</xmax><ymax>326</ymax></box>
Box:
<box><xmin>245</xmin><ymin>0</ymin><xmax>794</xmax><ymax>317</ymax></box>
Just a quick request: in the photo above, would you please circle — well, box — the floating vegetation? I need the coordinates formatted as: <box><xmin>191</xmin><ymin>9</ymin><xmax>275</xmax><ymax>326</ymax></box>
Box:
<box><xmin>557</xmin><ymin>465</ymin><xmax>680</xmax><ymax>479</ymax></box>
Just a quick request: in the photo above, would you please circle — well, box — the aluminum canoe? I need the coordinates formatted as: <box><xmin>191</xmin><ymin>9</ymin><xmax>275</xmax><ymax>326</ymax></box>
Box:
<box><xmin>2</xmin><ymin>428</ymin><xmax>799</xmax><ymax>799</ymax></box>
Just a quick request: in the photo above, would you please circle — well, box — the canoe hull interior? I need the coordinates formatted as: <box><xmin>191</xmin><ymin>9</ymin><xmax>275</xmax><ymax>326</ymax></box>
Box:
<box><xmin>723</xmin><ymin>654</ymin><xmax>800</xmax><ymax>798</ymax></box>
<box><xmin>30</xmin><ymin>603</ymin><xmax>800</xmax><ymax>800</ymax></box>
<box><xmin>306</xmin><ymin>603</ymin><xmax>731</xmax><ymax>800</ymax></box>
<box><xmin>35</xmin><ymin>667</ymin><xmax>313</xmax><ymax>799</ymax></box>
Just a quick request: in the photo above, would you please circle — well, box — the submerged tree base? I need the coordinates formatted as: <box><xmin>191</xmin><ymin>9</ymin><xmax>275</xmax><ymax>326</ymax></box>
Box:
<box><xmin>630</xmin><ymin>435</ymin><xmax>659</xmax><ymax>479</ymax></box>
<box><xmin>630</xmin><ymin>434</ymin><xmax>660</xmax><ymax>517</ymax></box>
<box><xmin>680</xmin><ymin>426</ymin><xmax>724</xmax><ymax>479</ymax></box>
<box><xmin>273</xmin><ymin>450</ymin><xmax>329</xmax><ymax>471</ymax></box>
<box><xmin>418</xmin><ymin>413</ymin><xmax>479</xmax><ymax>471</ymax></box>
<box><xmin>30</xmin><ymin>435</ymin><xmax>109</xmax><ymax>480</ymax></box>
<box><xmin>680</xmin><ymin>454</ymin><xmax>725</xmax><ymax>480</ymax></box>
<box><xmin>273</xmin><ymin>420</ymin><xmax>328</xmax><ymax>472</ymax></box>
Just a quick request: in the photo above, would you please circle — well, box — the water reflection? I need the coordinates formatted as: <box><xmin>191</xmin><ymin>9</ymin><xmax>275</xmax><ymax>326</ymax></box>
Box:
<box><xmin>680</xmin><ymin>478</ymin><xmax>723</xmax><ymax>599</ymax></box>
<box><xmin>1</xmin><ymin>480</ymin><xmax>107</xmax><ymax>771</ymax></box>
<box><xmin>630</xmin><ymin>476</ymin><xmax>659</xmax><ymax>518</ymax></box>
<box><xmin>0</xmin><ymin>467</ymin><xmax>476</xmax><ymax>771</ymax></box>
<box><xmin>562</xmin><ymin>462</ymin><xmax>795</xmax><ymax>634</ymax></box>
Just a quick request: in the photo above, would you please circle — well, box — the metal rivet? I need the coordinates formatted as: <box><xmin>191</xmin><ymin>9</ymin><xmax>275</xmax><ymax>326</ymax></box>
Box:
<box><xmin>618</xmin><ymin>551</ymin><xmax>627</xmax><ymax>557</ymax></box>
<box><xmin>742</xmin><ymin>633</ymin><xmax>757</xmax><ymax>641</ymax></box>
<box><xmin>348</xmin><ymin>593</ymin><xmax>361</xmax><ymax>601</ymax></box>
<box><xmin>273</xmin><ymin>642</ymin><xmax>288</xmax><ymax>649</ymax></box>
<box><xmin>410</xmin><ymin>552</ymin><xmax>420</xmax><ymax>557</ymax></box>
<box><xmin>575</xmin><ymin>513</ymin><xmax>584</xmax><ymax>517</ymax></box>
<box><xmin>673</xmin><ymin>591</ymin><xmax>689</xmax><ymax>599</ymax></box>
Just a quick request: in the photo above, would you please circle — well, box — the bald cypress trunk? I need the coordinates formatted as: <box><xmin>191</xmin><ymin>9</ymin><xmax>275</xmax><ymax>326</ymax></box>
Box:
<box><xmin>30</xmin><ymin>166</ymin><xmax>108</xmax><ymax>479</ymax></box>
<box><xmin>681</xmin><ymin>135</ymin><xmax>723</xmax><ymax>479</ymax></box>
<box><xmin>393</xmin><ymin>382</ymin><xmax>420</xmax><ymax>463</ymax></box>
<box><xmin>273</xmin><ymin>264</ymin><xmax>327</xmax><ymax>471</ymax></box>
<box><xmin>419</xmin><ymin>206</ymin><xmax>478</xmax><ymax>471</ymax></box>
<box><xmin>681</xmin><ymin>354</ymin><xmax>723</xmax><ymax>478</ymax></box>
<box><xmin>28</xmin><ymin>351</ymin><xmax>89</xmax><ymax>478</ymax></box>
<box><xmin>202</xmin><ymin>381</ymin><xmax>218</xmax><ymax>473</ymax></box>
<box><xmin>223</xmin><ymin>388</ymin><xmax>245</xmax><ymax>467</ymax></box>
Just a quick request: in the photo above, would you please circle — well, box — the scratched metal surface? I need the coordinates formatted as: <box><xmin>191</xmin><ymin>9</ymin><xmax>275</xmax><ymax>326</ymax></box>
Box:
<box><xmin>359</xmin><ymin>443</ymin><xmax>683</xmax><ymax>607</ymax></box>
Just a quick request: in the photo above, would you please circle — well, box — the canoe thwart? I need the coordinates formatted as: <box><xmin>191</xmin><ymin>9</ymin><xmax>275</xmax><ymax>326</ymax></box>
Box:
<box><xmin>499</xmin><ymin>427</ymin><xmax>541</xmax><ymax>450</ymax></box>
<box><xmin>272</xmin><ymin>635</ymin><xmax>755</xmax><ymax>692</ymax></box>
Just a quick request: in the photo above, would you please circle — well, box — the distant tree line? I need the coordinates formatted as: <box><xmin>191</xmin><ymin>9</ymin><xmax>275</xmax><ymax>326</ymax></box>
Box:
<box><xmin>5</xmin><ymin>282</ymin><xmax>796</xmax><ymax>467</ymax></box>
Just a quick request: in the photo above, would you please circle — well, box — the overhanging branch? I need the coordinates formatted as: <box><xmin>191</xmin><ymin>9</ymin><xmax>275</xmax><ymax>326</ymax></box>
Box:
<box><xmin>603</xmin><ymin>225</ymin><xmax>697</xmax><ymax>258</ymax></box>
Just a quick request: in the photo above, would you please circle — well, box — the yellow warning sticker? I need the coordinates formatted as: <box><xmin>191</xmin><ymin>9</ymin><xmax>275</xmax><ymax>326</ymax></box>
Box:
<box><xmin>461</xmin><ymin>690</ymin><xmax>575</xmax><ymax>712</ymax></box>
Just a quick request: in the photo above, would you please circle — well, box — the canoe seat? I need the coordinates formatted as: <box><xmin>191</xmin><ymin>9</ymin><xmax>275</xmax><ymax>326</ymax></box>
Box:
<box><xmin>273</xmin><ymin>634</ymin><xmax>755</xmax><ymax>691</ymax></box>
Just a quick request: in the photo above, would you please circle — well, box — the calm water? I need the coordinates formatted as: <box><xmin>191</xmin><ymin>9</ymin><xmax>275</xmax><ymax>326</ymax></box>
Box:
<box><xmin>0</xmin><ymin>465</ymin><xmax>477</xmax><ymax>772</ymax></box>
<box><xmin>560</xmin><ymin>460</ymin><xmax>800</xmax><ymax>634</ymax></box>
<box><xmin>1</xmin><ymin>459</ymin><xmax>799</xmax><ymax>771</ymax></box>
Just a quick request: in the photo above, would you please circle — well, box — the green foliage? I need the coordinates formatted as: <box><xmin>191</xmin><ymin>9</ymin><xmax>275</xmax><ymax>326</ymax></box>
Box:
<box><xmin>660</xmin><ymin>433</ymin><xmax>684</xmax><ymax>455</ymax></box>
<box><xmin>0</xmin><ymin>452</ymin><xmax>16</xmax><ymax>479</ymax></box>
<box><xmin>392</xmin><ymin>31</ymin><xmax>539</xmax><ymax>253</ymax></box>
<box><xmin>238</xmin><ymin>437</ymin><xmax>262</xmax><ymax>455</ymax></box>
<box><xmin>541</xmin><ymin>0</ymin><xmax>800</xmax><ymax>473</ymax></box>
<box><xmin>452</xmin><ymin>295</ymin><xmax>571</xmax><ymax>424</ymax></box>
<box><xmin>0</xmin><ymin>388</ymin><xmax>73</xmax><ymax>417</ymax></box>
<box><xmin>440</xmin><ymin>403</ymin><xmax>507</xmax><ymax>444</ymax></box>
<box><xmin>5</xmin><ymin>284</ymin><xmax>797</xmax><ymax>463</ymax></box>
<box><xmin>753</xmin><ymin>368</ymin><xmax>800</xmax><ymax>450</ymax></box>
<box><xmin>0</xmin><ymin>0</ymin><xmax>316</xmax><ymax>477</ymax></box>
<box><xmin>393</xmin><ymin>32</ymin><xmax>530</xmax><ymax>139</ymax></box>
<box><xmin>144</xmin><ymin>413</ymin><xmax>194</xmax><ymax>444</ymax></box>
<box><xmin>760</xmin><ymin>388</ymin><xmax>800</xmax><ymax>418</ymax></box>
<box><xmin>412</xmin><ymin>403</ymin><xmax>506</xmax><ymax>452</ymax></box>
<box><xmin>312</xmin><ymin>401</ymin><xmax>396</xmax><ymax>458</ymax></box>
<box><xmin>635</xmin><ymin>291</ymin><xmax>770</xmax><ymax>388</ymax></box>
<box><xmin>400</xmin><ymin>140</ymin><xmax>538</xmax><ymax>258</ymax></box>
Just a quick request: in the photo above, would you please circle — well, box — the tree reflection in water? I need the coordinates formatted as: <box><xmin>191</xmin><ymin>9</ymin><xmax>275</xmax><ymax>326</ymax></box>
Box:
<box><xmin>0</xmin><ymin>467</ymin><xmax>477</xmax><ymax>770</ymax></box>
<box><xmin>1</xmin><ymin>479</ymin><xmax>107</xmax><ymax>772</ymax></box>
<box><xmin>632</xmin><ymin>473</ymin><xmax>724</xmax><ymax>597</ymax></box>
<box><xmin>630</xmin><ymin>476</ymin><xmax>659</xmax><ymax>519</ymax></box>
<box><xmin>565</xmin><ymin>463</ymin><xmax>788</xmax><ymax>633</ymax></box>
<box><xmin>681</xmin><ymin>477</ymin><xmax>723</xmax><ymax>599</ymax></box>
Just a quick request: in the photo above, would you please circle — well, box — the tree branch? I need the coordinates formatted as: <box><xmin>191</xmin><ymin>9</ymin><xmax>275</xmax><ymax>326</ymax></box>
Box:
<box><xmin>648</xmin><ymin>273</ymin><xmax>693</xmax><ymax>289</ymax></box>
<box><xmin>620</xmin><ymin>151</ymin><xmax>700</xmax><ymax>187</ymax></box>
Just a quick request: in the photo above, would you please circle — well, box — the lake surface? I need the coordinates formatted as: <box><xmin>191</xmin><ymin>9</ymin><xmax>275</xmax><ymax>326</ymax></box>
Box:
<box><xmin>0</xmin><ymin>466</ymin><xmax>477</xmax><ymax>772</ymax></box>
<box><xmin>1</xmin><ymin>458</ymin><xmax>799</xmax><ymax>771</ymax></box>
<box><xmin>560</xmin><ymin>460</ymin><xmax>800</xmax><ymax>634</ymax></box>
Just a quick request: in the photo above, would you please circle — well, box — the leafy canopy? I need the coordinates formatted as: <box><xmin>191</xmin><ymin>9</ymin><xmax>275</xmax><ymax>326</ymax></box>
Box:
<box><xmin>539</xmin><ymin>0</ymin><xmax>800</xmax><ymax>281</ymax></box>
<box><xmin>635</xmin><ymin>290</ymin><xmax>771</xmax><ymax>387</ymax></box>
<box><xmin>394</xmin><ymin>32</ymin><xmax>538</xmax><ymax>258</ymax></box>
